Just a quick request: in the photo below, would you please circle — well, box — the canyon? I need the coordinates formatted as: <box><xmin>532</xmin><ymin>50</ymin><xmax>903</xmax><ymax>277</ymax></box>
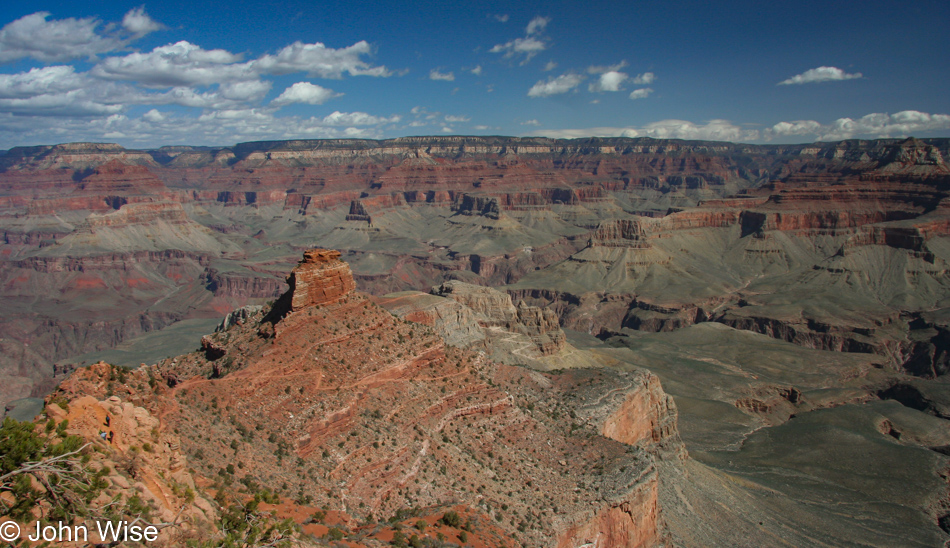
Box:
<box><xmin>1</xmin><ymin>135</ymin><xmax>949</xmax><ymax>545</ymax></box>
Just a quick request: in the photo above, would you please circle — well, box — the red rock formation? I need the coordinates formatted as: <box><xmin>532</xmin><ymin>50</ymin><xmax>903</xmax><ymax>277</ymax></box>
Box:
<box><xmin>287</xmin><ymin>249</ymin><xmax>357</xmax><ymax>311</ymax></box>
<box><xmin>556</xmin><ymin>470</ymin><xmax>660</xmax><ymax>548</ymax></box>
<box><xmin>600</xmin><ymin>372</ymin><xmax>682</xmax><ymax>453</ymax></box>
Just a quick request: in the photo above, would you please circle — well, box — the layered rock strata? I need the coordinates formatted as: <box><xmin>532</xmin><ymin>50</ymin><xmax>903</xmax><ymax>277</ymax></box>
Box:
<box><xmin>48</xmin><ymin>250</ymin><xmax>682</xmax><ymax>547</ymax></box>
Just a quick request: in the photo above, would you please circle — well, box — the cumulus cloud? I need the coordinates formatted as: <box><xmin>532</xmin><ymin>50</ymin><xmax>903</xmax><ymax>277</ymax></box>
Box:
<box><xmin>470</xmin><ymin>65</ymin><xmax>482</xmax><ymax>76</ymax></box>
<box><xmin>494</xmin><ymin>14</ymin><xmax>509</xmax><ymax>23</ymax></box>
<box><xmin>526</xmin><ymin>16</ymin><xmax>550</xmax><ymax>35</ymax></box>
<box><xmin>778</xmin><ymin>66</ymin><xmax>862</xmax><ymax>85</ymax></box>
<box><xmin>320</xmin><ymin>111</ymin><xmax>400</xmax><ymax>126</ymax></box>
<box><xmin>444</xmin><ymin>115</ymin><xmax>470</xmax><ymax>122</ymax></box>
<box><xmin>92</xmin><ymin>38</ymin><xmax>390</xmax><ymax>91</ymax></box>
<box><xmin>490</xmin><ymin>16</ymin><xmax>550</xmax><ymax>64</ymax></box>
<box><xmin>535</xmin><ymin>119</ymin><xmax>759</xmax><ymax>142</ymax></box>
<box><xmin>429</xmin><ymin>69</ymin><xmax>455</xmax><ymax>81</ymax></box>
<box><xmin>531</xmin><ymin>110</ymin><xmax>950</xmax><ymax>144</ymax></box>
<box><xmin>0</xmin><ymin>10</ymin><xmax>159</xmax><ymax>63</ymax></box>
<box><xmin>0</xmin><ymin>66</ymin><xmax>87</xmax><ymax>98</ymax></box>
<box><xmin>255</xmin><ymin>40</ymin><xmax>390</xmax><ymax>78</ymax></box>
<box><xmin>629</xmin><ymin>88</ymin><xmax>653</xmax><ymax>99</ymax></box>
<box><xmin>122</xmin><ymin>7</ymin><xmax>163</xmax><ymax>37</ymax></box>
<box><xmin>766</xmin><ymin>111</ymin><xmax>950</xmax><ymax>141</ymax></box>
<box><xmin>0</xmin><ymin>66</ymin><xmax>147</xmax><ymax>116</ymax></box>
<box><xmin>270</xmin><ymin>82</ymin><xmax>340</xmax><ymax>107</ymax></box>
<box><xmin>142</xmin><ymin>108</ymin><xmax>165</xmax><ymax>122</ymax></box>
<box><xmin>768</xmin><ymin>120</ymin><xmax>823</xmax><ymax>137</ymax></box>
<box><xmin>527</xmin><ymin>73</ymin><xmax>584</xmax><ymax>97</ymax></box>
<box><xmin>92</xmin><ymin>41</ymin><xmax>253</xmax><ymax>87</ymax></box>
<box><xmin>543</xmin><ymin>61</ymin><xmax>557</xmax><ymax>71</ymax></box>
<box><xmin>489</xmin><ymin>37</ymin><xmax>548</xmax><ymax>63</ymax></box>
<box><xmin>587</xmin><ymin>61</ymin><xmax>627</xmax><ymax>74</ymax></box>
<box><xmin>0</xmin><ymin>98</ymin><xmax>404</xmax><ymax>148</ymax></box>
<box><xmin>589</xmin><ymin>71</ymin><xmax>628</xmax><ymax>92</ymax></box>
<box><xmin>156</xmin><ymin>81</ymin><xmax>272</xmax><ymax>109</ymax></box>
<box><xmin>0</xmin><ymin>64</ymin><xmax>278</xmax><ymax>115</ymax></box>
<box><xmin>521</xmin><ymin>119</ymin><xmax>541</xmax><ymax>126</ymax></box>
<box><xmin>631</xmin><ymin>72</ymin><xmax>655</xmax><ymax>85</ymax></box>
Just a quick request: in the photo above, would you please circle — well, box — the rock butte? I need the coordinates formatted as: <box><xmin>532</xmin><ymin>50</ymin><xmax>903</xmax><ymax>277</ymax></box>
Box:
<box><xmin>1</xmin><ymin>135</ymin><xmax>949</xmax><ymax>546</ymax></box>
<box><xmin>44</xmin><ymin>249</ymin><xmax>684</xmax><ymax>547</ymax></box>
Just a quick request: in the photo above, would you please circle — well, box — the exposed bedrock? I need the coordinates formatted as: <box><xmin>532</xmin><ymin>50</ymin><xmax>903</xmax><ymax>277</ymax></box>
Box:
<box><xmin>8</xmin><ymin>249</ymin><xmax>213</xmax><ymax>272</ymax></box>
<box><xmin>202</xmin><ymin>268</ymin><xmax>285</xmax><ymax>299</ymax></box>
<box><xmin>287</xmin><ymin>248</ymin><xmax>357</xmax><ymax>311</ymax></box>
<box><xmin>512</xmin><ymin>287</ymin><xmax>950</xmax><ymax>378</ymax></box>
<box><xmin>582</xmin><ymin>370</ymin><xmax>684</xmax><ymax>457</ymax></box>
<box><xmin>555</xmin><ymin>467</ymin><xmax>660</xmax><ymax>548</ymax></box>
<box><xmin>433</xmin><ymin>280</ymin><xmax>565</xmax><ymax>356</ymax></box>
<box><xmin>57</xmin><ymin>248</ymin><xmax>683</xmax><ymax>547</ymax></box>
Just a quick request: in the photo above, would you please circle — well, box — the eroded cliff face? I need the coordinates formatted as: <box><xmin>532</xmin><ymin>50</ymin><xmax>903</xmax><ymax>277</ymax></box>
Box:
<box><xmin>431</xmin><ymin>280</ymin><xmax>566</xmax><ymax>357</ymax></box>
<box><xmin>598</xmin><ymin>372</ymin><xmax>683</xmax><ymax>456</ymax></box>
<box><xmin>46</xmin><ymin>250</ymin><xmax>682</xmax><ymax>547</ymax></box>
<box><xmin>4</xmin><ymin>136</ymin><xmax>950</xmax><ymax>425</ymax></box>
<box><xmin>555</xmin><ymin>468</ymin><xmax>660</xmax><ymax>548</ymax></box>
<box><xmin>26</xmin><ymin>367</ymin><xmax>220</xmax><ymax>545</ymax></box>
<box><xmin>287</xmin><ymin>249</ymin><xmax>357</xmax><ymax>311</ymax></box>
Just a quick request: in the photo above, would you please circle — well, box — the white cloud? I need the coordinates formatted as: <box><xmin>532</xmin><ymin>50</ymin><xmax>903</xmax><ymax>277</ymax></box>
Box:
<box><xmin>768</xmin><ymin>120</ymin><xmax>823</xmax><ymax>136</ymax></box>
<box><xmin>632</xmin><ymin>119</ymin><xmax>754</xmax><ymax>141</ymax></box>
<box><xmin>156</xmin><ymin>82</ymin><xmax>272</xmax><ymax>109</ymax></box>
<box><xmin>444</xmin><ymin>115</ymin><xmax>470</xmax><ymax>122</ymax></box>
<box><xmin>470</xmin><ymin>65</ymin><xmax>482</xmax><ymax>76</ymax></box>
<box><xmin>321</xmin><ymin>111</ymin><xmax>399</xmax><ymax>126</ymax></box>
<box><xmin>429</xmin><ymin>69</ymin><xmax>455</xmax><ymax>81</ymax></box>
<box><xmin>490</xmin><ymin>16</ymin><xmax>550</xmax><ymax>64</ymax></box>
<box><xmin>527</xmin><ymin>73</ymin><xmax>584</xmax><ymax>97</ymax></box>
<box><xmin>473</xmin><ymin>125</ymin><xmax>490</xmax><ymax>130</ymax></box>
<box><xmin>535</xmin><ymin>119</ymin><xmax>759</xmax><ymax>142</ymax></box>
<box><xmin>530</xmin><ymin>110</ymin><xmax>950</xmax><ymax>144</ymax></box>
<box><xmin>92</xmin><ymin>41</ymin><xmax>253</xmax><ymax>87</ymax></box>
<box><xmin>543</xmin><ymin>61</ymin><xmax>557</xmax><ymax>71</ymax></box>
<box><xmin>631</xmin><ymin>72</ymin><xmax>655</xmax><ymax>85</ymax></box>
<box><xmin>142</xmin><ymin>108</ymin><xmax>165</xmax><ymax>122</ymax></box>
<box><xmin>0</xmin><ymin>65</ymin><xmax>86</xmax><ymax>97</ymax></box>
<box><xmin>0</xmin><ymin>108</ymin><xmax>291</xmax><ymax>148</ymax></box>
<box><xmin>254</xmin><ymin>40</ymin><xmax>390</xmax><ymax>78</ymax></box>
<box><xmin>766</xmin><ymin>111</ymin><xmax>950</xmax><ymax>141</ymax></box>
<box><xmin>271</xmin><ymin>82</ymin><xmax>340</xmax><ymax>107</ymax></box>
<box><xmin>589</xmin><ymin>71</ymin><xmax>628</xmax><ymax>92</ymax></box>
<box><xmin>0</xmin><ymin>66</ymin><xmax>147</xmax><ymax>116</ymax></box>
<box><xmin>0</xmin><ymin>12</ymin><xmax>122</xmax><ymax>63</ymax></box>
<box><xmin>441</xmin><ymin>126</ymin><xmax>453</xmax><ymax>133</ymax></box>
<box><xmin>95</xmin><ymin>38</ymin><xmax>386</xmax><ymax>91</ymax></box>
<box><xmin>0</xmin><ymin>64</ymin><xmax>275</xmax><ymax>115</ymax></box>
<box><xmin>526</xmin><ymin>16</ymin><xmax>550</xmax><ymax>35</ymax></box>
<box><xmin>521</xmin><ymin>119</ymin><xmax>541</xmax><ymax>126</ymax></box>
<box><xmin>629</xmin><ymin>88</ymin><xmax>653</xmax><ymax>99</ymax></box>
<box><xmin>489</xmin><ymin>37</ymin><xmax>548</xmax><ymax>64</ymax></box>
<box><xmin>122</xmin><ymin>7</ymin><xmax>163</xmax><ymax>37</ymax></box>
<box><xmin>778</xmin><ymin>66</ymin><xmax>862</xmax><ymax>85</ymax></box>
<box><xmin>494</xmin><ymin>14</ymin><xmax>509</xmax><ymax>23</ymax></box>
<box><xmin>587</xmin><ymin>61</ymin><xmax>627</xmax><ymax>74</ymax></box>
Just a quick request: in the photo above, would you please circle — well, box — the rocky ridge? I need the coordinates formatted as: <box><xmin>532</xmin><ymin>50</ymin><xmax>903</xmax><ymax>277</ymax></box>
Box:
<box><xmin>47</xmin><ymin>249</ymin><xmax>684</xmax><ymax>547</ymax></box>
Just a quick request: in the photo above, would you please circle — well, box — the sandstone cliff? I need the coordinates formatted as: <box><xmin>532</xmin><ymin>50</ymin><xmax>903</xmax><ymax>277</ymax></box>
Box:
<box><xmin>45</xmin><ymin>250</ymin><xmax>683</xmax><ymax>547</ymax></box>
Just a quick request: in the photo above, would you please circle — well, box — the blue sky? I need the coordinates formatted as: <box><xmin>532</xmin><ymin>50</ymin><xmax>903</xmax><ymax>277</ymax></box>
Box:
<box><xmin>0</xmin><ymin>0</ymin><xmax>948</xmax><ymax>148</ymax></box>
